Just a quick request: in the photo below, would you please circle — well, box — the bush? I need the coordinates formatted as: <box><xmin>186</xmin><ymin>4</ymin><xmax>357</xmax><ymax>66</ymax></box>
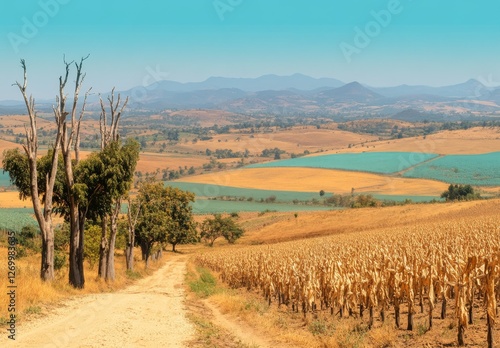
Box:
<box><xmin>264</xmin><ymin>195</ymin><xmax>277</xmax><ymax>203</ymax></box>
<box><xmin>54</xmin><ymin>252</ymin><xmax>66</xmax><ymax>270</ymax></box>
<box><xmin>18</xmin><ymin>225</ymin><xmax>41</xmax><ymax>253</ymax></box>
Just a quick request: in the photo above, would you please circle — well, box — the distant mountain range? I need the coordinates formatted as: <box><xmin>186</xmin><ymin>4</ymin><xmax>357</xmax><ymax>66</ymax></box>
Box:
<box><xmin>2</xmin><ymin>74</ymin><xmax>500</xmax><ymax>117</ymax></box>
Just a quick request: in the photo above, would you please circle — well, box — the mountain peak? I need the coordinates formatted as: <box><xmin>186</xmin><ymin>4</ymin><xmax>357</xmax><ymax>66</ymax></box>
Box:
<box><xmin>318</xmin><ymin>81</ymin><xmax>383</xmax><ymax>102</ymax></box>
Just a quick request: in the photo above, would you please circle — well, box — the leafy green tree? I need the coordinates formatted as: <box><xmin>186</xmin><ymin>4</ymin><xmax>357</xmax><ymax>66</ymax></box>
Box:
<box><xmin>165</xmin><ymin>188</ymin><xmax>198</xmax><ymax>252</ymax></box>
<box><xmin>135</xmin><ymin>181</ymin><xmax>198</xmax><ymax>266</ymax></box>
<box><xmin>200</xmin><ymin>214</ymin><xmax>244</xmax><ymax>246</ymax></box>
<box><xmin>441</xmin><ymin>184</ymin><xmax>479</xmax><ymax>201</ymax></box>
<box><xmin>77</xmin><ymin>138</ymin><xmax>139</xmax><ymax>281</ymax></box>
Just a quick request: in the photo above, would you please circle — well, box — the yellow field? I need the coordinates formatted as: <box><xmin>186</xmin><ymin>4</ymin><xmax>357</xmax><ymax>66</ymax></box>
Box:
<box><xmin>0</xmin><ymin>192</ymin><xmax>30</xmax><ymax>208</ymax></box>
<box><xmin>173</xmin><ymin>126</ymin><xmax>378</xmax><ymax>155</ymax></box>
<box><xmin>0</xmin><ymin>139</ymin><xmax>21</xmax><ymax>161</ymax></box>
<box><xmin>197</xmin><ymin>199</ymin><xmax>500</xmax><ymax>347</ymax></box>
<box><xmin>177</xmin><ymin>167</ymin><xmax>449</xmax><ymax>196</ymax></box>
<box><xmin>237</xmin><ymin>197</ymin><xmax>499</xmax><ymax>245</ymax></box>
<box><xmin>133</xmin><ymin>152</ymin><xmax>212</xmax><ymax>173</ymax></box>
<box><xmin>326</xmin><ymin>127</ymin><xmax>500</xmax><ymax>155</ymax></box>
<box><xmin>168</xmin><ymin>109</ymin><xmax>240</xmax><ymax>127</ymax></box>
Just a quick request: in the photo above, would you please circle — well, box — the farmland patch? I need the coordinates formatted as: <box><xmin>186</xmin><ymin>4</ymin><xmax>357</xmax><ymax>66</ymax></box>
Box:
<box><xmin>248</xmin><ymin>152</ymin><xmax>438</xmax><ymax>174</ymax></box>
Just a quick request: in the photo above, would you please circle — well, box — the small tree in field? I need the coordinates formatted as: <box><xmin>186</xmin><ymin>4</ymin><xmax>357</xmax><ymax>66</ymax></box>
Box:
<box><xmin>441</xmin><ymin>184</ymin><xmax>480</xmax><ymax>201</ymax></box>
<box><xmin>201</xmin><ymin>214</ymin><xmax>244</xmax><ymax>246</ymax></box>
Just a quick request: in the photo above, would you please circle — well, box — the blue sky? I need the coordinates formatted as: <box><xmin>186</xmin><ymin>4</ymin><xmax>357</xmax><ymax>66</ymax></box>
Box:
<box><xmin>1</xmin><ymin>0</ymin><xmax>500</xmax><ymax>100</ymax></box>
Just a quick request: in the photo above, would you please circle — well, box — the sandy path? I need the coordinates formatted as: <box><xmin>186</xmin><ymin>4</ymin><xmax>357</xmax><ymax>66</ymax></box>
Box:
<box><xmin>4</xmin><ymin>255</ymin><xmax>194</xmax><ymax>348</ymax></box>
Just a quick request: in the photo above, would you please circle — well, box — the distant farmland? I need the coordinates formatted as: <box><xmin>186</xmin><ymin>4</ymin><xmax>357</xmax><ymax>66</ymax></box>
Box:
<box><xmin>0</xmin><ymin>208</ymin><xmax>37</xmax><ymax>232</ymax></box>
<box><xmin>403</xmin><ymin>152</ymin><xmax>500</xmax><ymax>186</ymax></box>
<box><xmin>0</xmin><ymin>170</ymin><xmax>10</xmax><ymax>188</ymax></box>
<box><xmin>248</xmin><ymin>152</ymin><xmax>438</xmax><ymax>174</ymax></box>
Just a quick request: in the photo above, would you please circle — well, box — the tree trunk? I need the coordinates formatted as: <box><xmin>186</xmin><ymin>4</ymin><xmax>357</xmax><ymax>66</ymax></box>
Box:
<box><xmin>172</xmin><ymin>243</ymin><xmax>177</xmax><ymax>252</ymax></box>
<box><xmin>125</xmin><ymin>245</ymin><xmax>134</xmax><ymax>271</ymax></box>
<box><xmin>68</xmin><ymin>205</ymin><xmax>84</xmax><ymax>288</ymax></box>
<box><xmin>140</xmin><ymin>241</ymin><xmax>147</xmax><ymax>261</ymax></box>
<box><xmin>98</xmin><ymin>216</ymin><xmax>108</xmax><ymax>278</ymax></box>
<box><xmin>105</xmin><ymin>201</ymin><xmax>120</xmax><ymax>282</ymax></box>
<box><xmin>105</xmin><ymin>229</ymin><xmax>117</xmax><ymax>282</ymax></box>
<box><xmin>40</xmin><ymin>229</ymin><xmax>55</xmax><ymax>281</ymax></box>
<box><xmin>126</xmin><ymin>198</ymin><xmax>139</xmax><ymax>271</ymax></box>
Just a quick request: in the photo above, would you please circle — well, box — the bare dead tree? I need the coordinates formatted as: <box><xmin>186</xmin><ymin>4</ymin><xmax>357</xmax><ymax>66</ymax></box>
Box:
<box><xmin>97</xmin><ymin>88</ymin><xmax>129</xmax><ymax>281</ymax></box>
<box><xmin>13</xmin><ymin>59</ymin><xmax>62</xmax><ymax>281</ymax></box>
<box><xmin>55</xmin><ymin>55</ymin><xmax>90</xmax><ymax>288</ymax></box>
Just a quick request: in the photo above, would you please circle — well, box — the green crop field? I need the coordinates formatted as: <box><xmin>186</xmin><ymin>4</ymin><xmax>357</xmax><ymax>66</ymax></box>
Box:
<box><xmin>191</xmin><ymin>199</ymin><xmax>335</xmax><ymax>214</ymax></box>
<box><xmin>0</xmin><ymin>208</ymin><xmax>37</xmax><ymax>232</ymax></box>
<box><xmin>166</xmin><ymin>182</ymin><xmax>442</xmax><ymax>214</ymax></box>
<box><xmin>166</xmin><ymin>182</ymin><xmax>331</xmax><ymax>202</ymax></box>
<box><xmin>247</xmin><ymin>152</ymin><xmax>438</xmax><ymax>174</ymax></box>
<box><xmin>403</xmin><ymin>152</ymin><xmax>500</xmax><ymax>186</ymax></box>
<box><xmin>372</xmin><ymin>194</ymin><xmax>442</xmax><ymax>203</ymax></box>
<box><xmin>0</xmin><ymin>170</ymin><xmax>11</xmax><ymax>188</ymax></box>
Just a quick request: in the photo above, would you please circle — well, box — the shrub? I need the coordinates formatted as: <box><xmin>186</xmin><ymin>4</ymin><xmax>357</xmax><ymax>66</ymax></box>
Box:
<box><xmin>54</xmin><ymin>252</ymin><xmax>66</xmax><ymax>270</ymax></box>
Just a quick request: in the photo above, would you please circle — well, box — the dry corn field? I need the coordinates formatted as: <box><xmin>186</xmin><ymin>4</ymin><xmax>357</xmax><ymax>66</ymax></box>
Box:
<box><xmin>196</xmin><ymin>216</ymin><xmax>500</xmax><ymax>347</ymax></box>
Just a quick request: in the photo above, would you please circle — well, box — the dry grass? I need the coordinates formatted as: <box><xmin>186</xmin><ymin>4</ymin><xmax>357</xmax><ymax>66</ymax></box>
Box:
<box><xmin>173</xmin><ymin>126</ymin><xmax>378</xmax><ymax>156</ymax></box>
<box><xmin>324</xmin><ymin>126</ymin><xmax>500</xmax><ymax>155</ymax></box>
<box><xmin>136</xmin><ymin>152</ymin><xmax>210</xmax><ymax>173</ymax></box>
<box><xmin>0</xmin><ymin>246</ymin><xmax>166</xmax><ymax>325</ymax></box>
<box><xmin>236</xmin><ymin>199</ymin><xmax>498</xmax><ymax>244</ymax></box>
<box><xmin>169</xmin><ymin>109</ymin><xmax>240</xmax><ymax>127</ymax></box>
<box><xmin>0</xmin><ymin>192</ymin><xmax>29</xmax><ymax>208</ymax></box>
<box><xmin>0</xmin><ymin>139</ymin><xmax>22</xmax><ymax>162</ymax></box>
<box><xmin>190</xmin><ymin>199</ymin><xmax>500</xmax><ymax>348</ymax></box>
<box><xmin>179</xmin><ymin>167</ymin><xmax>449</xmax><ymax>196</ymax></box>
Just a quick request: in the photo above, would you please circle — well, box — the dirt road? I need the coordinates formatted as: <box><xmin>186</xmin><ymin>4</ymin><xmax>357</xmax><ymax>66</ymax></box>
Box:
<box><xmin>4</xmin><ymin>255</ymin><xmax>194</xmax><ymax>348</ymax></box>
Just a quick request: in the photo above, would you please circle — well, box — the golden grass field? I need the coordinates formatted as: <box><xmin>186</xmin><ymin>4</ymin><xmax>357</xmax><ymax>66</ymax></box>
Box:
<box><xmin>173</xmin><ymin>126</ymin><xmax>379</xmax><ymax>155</ymax></box>
<box><xmin>178</xmin><ymin>167</ymin><xmax>449</xmax><ymax>196</ymax></box>
<box><xmin>0</xmin><ymin>192</ymin><xmax>30</xmax><ymax>208</ymax></box>
<box><xmin>234</xmin><ymin>198</ymin><xmax>499</xmax><ymax>244</ymax></box>
<box><xmin>168</xmin><ymin>109</ymin><xmax>241</xmax><ymax>127</ymax></box>
<box><xmin>325</xmin><ymin>127</ymin><xmax>500</xmax><ymax>155</ymax></box>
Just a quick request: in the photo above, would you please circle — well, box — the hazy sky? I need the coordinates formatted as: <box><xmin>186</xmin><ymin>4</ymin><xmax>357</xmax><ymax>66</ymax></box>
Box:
<box><xmin>1</xmin><ymin>0</ymin><xmax>500</xmax><ymax>100</ymax></box>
